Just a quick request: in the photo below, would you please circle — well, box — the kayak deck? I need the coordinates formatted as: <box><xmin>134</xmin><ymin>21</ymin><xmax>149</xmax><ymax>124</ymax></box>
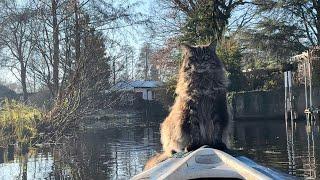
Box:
<box><xmin>132</xmin><ymin>147</ymin><xmax>295</xmax><ymax>180</ymax></box>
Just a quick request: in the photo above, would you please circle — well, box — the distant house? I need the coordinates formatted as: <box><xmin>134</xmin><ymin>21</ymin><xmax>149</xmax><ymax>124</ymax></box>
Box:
<box><xmin>110</xmin><ymin>80</ymin><xmax>163</xmax><ymax>101</ymax></box>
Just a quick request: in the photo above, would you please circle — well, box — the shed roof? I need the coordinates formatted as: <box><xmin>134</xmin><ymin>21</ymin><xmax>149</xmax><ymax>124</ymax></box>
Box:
<box><xmin>130</xmin><ymin>80</ymin><xmax>163</xmax><ymax>88</ymax></box>
<box><xmin>110</xmin><ymin>80</ymin><xmax>163</xmax><ymax>91</ymax></box>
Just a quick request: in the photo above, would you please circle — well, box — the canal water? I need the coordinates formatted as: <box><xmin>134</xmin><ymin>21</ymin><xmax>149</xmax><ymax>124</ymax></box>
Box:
<box><xmin>0</xmin><ymin>114</ymin><xmax>319</xmax><ymax>179</ymax></box>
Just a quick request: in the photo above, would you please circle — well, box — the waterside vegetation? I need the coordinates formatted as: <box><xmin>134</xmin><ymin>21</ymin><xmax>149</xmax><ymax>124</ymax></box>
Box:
<box><xmin>0</xmin><ymin>99</ymin><xmax>43</xmax><ymax>147</ymax></box>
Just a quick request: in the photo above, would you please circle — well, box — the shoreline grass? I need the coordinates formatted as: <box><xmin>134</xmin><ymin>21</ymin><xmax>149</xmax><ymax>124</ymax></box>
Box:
<box><xmin>0</xmin><ymin>99</ymin><xmax>43</xmax><ymax>146</ymax></box>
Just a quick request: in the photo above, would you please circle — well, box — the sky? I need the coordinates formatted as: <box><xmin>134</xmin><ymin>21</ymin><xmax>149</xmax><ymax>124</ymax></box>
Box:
<box><xmin>0</xmin><ymin>69</ymin><xmax>16</xmax><ymax>83</ymax></box>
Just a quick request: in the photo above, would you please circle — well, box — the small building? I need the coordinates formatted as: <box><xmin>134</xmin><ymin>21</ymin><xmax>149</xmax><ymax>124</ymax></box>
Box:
<box><xmin>110</xmin><ymin>80</ymin><xmax>163</xmax><ymax>101</ymax></box>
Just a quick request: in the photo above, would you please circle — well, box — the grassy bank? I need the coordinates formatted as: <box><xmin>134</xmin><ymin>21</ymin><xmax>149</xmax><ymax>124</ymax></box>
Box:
<box><xmin>0</xmin><ymin>99</ymin><xmax>43</xmax><ymax>146</ymax></box>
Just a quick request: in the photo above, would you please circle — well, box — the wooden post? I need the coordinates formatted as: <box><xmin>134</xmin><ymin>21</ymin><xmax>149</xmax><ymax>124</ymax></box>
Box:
<box><xmin>304</xmin><ymin>62</ymin><xmax>308</xmax><ymax>109</ymax></box>
<box><xmin>284</xmin><ymin>71</ymin><xmax>288</xmax><ymax>120</ymax></box>
<box><xmin>288</xmin><ymin>71</ymin><xmax>294</xmax><ymax>124</ymax></box>
<box><xmin>308</xmin><ymin>54</ymin><xmax>313</xmax><ymax>107</ymax></box>
<box><xmin>284</xmin><ymin>70</ymin><xmax>294</xmax><ymax>121</ymax></box>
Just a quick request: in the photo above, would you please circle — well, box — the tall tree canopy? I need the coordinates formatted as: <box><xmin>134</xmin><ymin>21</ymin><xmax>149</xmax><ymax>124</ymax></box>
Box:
<box><xmin>153</xmin><ymin>0</ymin><xmax>246</xmax><ymax>44</ymax></box>
<box><xmin>251</xmin><ymin>0</ymin><xmax>320</xmax><ymax>46</ymax></box>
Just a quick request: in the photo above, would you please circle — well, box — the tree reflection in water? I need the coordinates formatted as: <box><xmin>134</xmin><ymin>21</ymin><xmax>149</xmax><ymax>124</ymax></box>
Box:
<box><xmin>1</xmin><ymin>115</ymin><xmax>320</xmax><ymax>179</ymax></box>
<box><xmin>231</xmin><ymin>118</ymin><xmax>320</xmax><ymax>179</ymax></box>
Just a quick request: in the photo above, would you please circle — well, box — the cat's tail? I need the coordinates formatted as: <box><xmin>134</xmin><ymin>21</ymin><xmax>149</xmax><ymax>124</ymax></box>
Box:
<box><xmin>144</xmin><ymin>152</ymin><xmax>170</xmax><ymax>171</ymax></box>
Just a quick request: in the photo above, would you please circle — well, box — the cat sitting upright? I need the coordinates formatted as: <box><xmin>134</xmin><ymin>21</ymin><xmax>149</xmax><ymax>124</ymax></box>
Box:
<box><xmin>144</xmin><ymin>42</ymin><xmax>229</xmax><ymax>170</ymax></box>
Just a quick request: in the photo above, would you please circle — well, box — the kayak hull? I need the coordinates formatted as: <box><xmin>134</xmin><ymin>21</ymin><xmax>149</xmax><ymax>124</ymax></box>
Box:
<box><xmin>132</xmin><ymin>147</ymin><xmax>296</xmax><ymax>180</ymax></box>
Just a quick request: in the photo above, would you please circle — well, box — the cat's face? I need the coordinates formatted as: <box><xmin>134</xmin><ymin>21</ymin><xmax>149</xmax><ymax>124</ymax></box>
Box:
<box><xmin>181</xmin><ymin>43</ymin><xmax>224</xmax><ymax>74</ymax></box>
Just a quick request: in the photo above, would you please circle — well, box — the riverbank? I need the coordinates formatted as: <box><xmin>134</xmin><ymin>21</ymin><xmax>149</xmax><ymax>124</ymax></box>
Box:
<box><xmin>0</xmin><ymin>99</ymin><xmax>43</xmax><ymax>147</ymax></box>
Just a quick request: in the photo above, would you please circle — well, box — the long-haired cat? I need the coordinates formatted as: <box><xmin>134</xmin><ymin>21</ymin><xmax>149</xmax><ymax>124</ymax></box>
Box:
<box><xmin>144</xmin><ymin>42</ymin><xmax>229</xmax><ymax>170</ymax></box>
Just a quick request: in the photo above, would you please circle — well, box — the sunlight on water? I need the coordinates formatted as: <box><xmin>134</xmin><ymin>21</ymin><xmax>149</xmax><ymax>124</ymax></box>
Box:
<box><xmin>0</xmin><ymin>114</ymin><xmax>320</xmax><ymax>179</ymax></box>
<box><xmin>0</xmin><ymin>153</ymin><xmax>54</xmax><ymax>180</ymax></box>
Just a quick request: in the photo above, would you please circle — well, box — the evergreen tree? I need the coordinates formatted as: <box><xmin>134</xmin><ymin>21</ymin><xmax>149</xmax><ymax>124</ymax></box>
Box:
<box><xmin>136</xmin><ymin>43</ymin><xmax>152</xmax><ymax>80</ymax></box>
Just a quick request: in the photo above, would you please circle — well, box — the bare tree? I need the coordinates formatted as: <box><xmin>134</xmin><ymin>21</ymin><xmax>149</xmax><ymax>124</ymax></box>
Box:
<box><xmin>0</xmin><ymin>1</ymin><xmax>35</xmax><ymax>101</ymax></box>
<box><xmin>51</xmin><ymin>0</ymin><xmax>60</xmax><ymax>97</ymax></box>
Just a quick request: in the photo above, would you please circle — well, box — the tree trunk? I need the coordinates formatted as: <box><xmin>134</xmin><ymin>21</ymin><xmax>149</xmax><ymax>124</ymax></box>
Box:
<box><xmin>313</xmin><ymin>0</ymin><xmax>320</xmax><ymax>45</ymax></box>
<box><xmin>52</xmin><ymin>0</ymin><xmax>59</xmax><ymax>97</ymax></box>
<box><xmin>113</xmin><ymin>60</ymin><xmax>116</xmax><ymax>85</ymax></box>
<box><xmin>20</xmin><ymin>62</ymin><xmax>28</xmax><ymax>102</ymax></box>
<box><xmin>74</xmin><ymin>1</ymin><xmax>81</xmax><ymax>63</ymax></box>
<box><xmin>145</xmin><ymin>49</ymin><xmax>148</xmax><ymax>81</ymax></box>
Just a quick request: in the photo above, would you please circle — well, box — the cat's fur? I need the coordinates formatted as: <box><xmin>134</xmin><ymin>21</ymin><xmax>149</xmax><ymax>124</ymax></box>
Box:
<box><xmin>144</xmin><ymin>43</ymin><xmax>229</xmax><ymax>170</ymax></box>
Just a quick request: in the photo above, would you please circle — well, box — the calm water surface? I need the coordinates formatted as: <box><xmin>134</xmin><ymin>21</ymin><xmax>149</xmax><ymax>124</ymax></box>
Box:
<box><xmin>0</xmin><ymin>113</ymin><xmax>319</xmax><ymax>179</ymax></box>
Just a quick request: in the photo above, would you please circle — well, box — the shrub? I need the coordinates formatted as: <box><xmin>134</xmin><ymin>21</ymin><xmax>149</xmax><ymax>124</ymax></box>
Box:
<box><xmin>0</xmin><ymin>99</ymin><xmax>43</xmax><ymax>146</ymax></box>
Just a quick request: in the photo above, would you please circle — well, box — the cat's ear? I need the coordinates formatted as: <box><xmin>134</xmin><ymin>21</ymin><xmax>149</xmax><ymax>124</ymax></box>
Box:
<box><xmin>208</xmin><ymin>41</ymin><xmax>217</xmax><ymax>50</ymax></box>
<box><xmin>181</xmin><ymin>43</ymin><xmax>193</xmax><ymax>52</ymax></box>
